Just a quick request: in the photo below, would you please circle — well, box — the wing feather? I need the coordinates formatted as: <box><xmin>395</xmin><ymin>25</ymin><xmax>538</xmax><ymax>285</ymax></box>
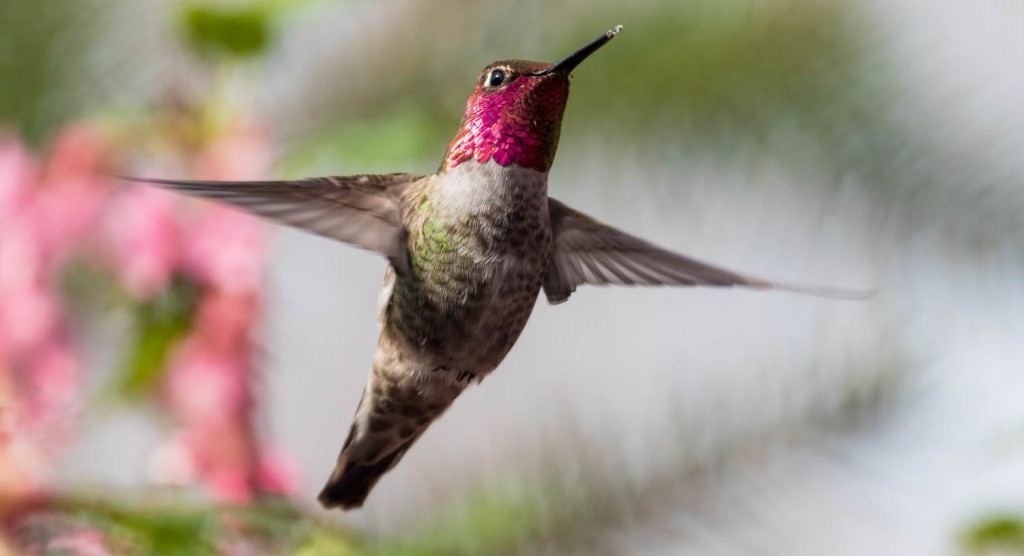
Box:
<box><xmin>124</xmin><ymin>174</ymin><xmax>423</xmax><ymax>274</ymax></box>
<box><xmin>543</xmin><ymin>198</ymin><xmax>866</xmax><ymax>303</ymax></box>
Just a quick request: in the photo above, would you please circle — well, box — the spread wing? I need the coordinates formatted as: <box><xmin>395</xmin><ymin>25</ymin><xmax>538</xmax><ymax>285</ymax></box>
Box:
<box><xmin>544</xmin><ymin>198</ymin><xmax>865</xmax><ymax>304</ymax></box>
<box><xmin>125</xmin><ymin>173</ymin><xmax>423</xmax><ymax>274</ymax></box>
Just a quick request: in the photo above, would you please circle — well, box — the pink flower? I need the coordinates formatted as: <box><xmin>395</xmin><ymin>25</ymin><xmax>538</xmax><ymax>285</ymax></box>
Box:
<box><xmin>165</xmin><ymin>339</ymin><xmax>251</xmax><ymax>428</ymax></box>
<box><xmin>150</xmin><ymin>433</ymin><xmax>299</xmax><ymax>502</ymax></box>
<box><xmin>103</xmin><ymin>187</ymin><xmax>181</xmax><ymax>299</ymax></box>
<box><xmin>193</xmin><ymin>291</ymin><xmax>261</xmax><ymax>355</ymax></box>
<box><xmin>149</xmin><ymin>114</ymin><xmax>278</xmax><ymax>503</ymax></box>
<box><xmin>45</xmin><ymin>123</ymin><xmax>109</xmax><ymax>180</ymax></box>
<box><xmin>0</xmin><ymin>345</ymin><xmax>80</xmax><ymax>508</ymax></box>
<box><xmin>0</xmin><ymin>117</ymin><xmax>289</xmax><ymax>509</ymax></box>
<box><xmin>42</xmin><ymin>527</ymin><xmax>113</xmax><ymax>556</ymax></box>
<box><xmin>0</xmin><ymin>135</ymin><xmax>37</xmax><ymax>221</ymax></box>
<box><xmin>157</xmin><ymin>282</ymin><xmax>285</xmax><ymax>502</ymax></box>
<box><xmin>159</xmin><ymin>336</ymin><xmax>261</xmax><ymax>503</ymax></box>
<box><xmin>184</xmin><ymin>205</ymin><xmax>266</xmax><ymax>296</ymax></box>
<box><xmin>34</xmin><ymin>175</ymin><xmax>109</xmax><ymax>259</ymax></box>
<box><xmin>0</xmin><ymin>219</ymin><xmax>60</xmax><ymax>358</ymax></box>
<box><xmin>256</xmin><ymin>449</ymin><xmax>300</xmax><ymax>497</ymax></box>
<box><xmin>0</xmin><ymin>369</ymin><xmax>49</xmax><ymax>505</ymax></box>
<box><xmin>0</xmin><ymin>341</ymin><xmax>80</xmax><ymax>505</ymax></box>
<box><xmin>32</xmin><ymin>124</ymin><xmax>112</xmax><ymax>258</ymax></box>
<box><xmin>181</xmin><ymin>116</ymin><xmax>270</xmax><ymax>295</ymax></box>
<box><xmin>23</xmin><ymin>341</ymin><xmax>81</xmax><ymax>433</ymax></box>
<box><xmin>0</xmin><ymin>132</ymin><xmax>86</xmax><ymax>508</ymax></box>
<box><xmin>207</xmin><ymin>466</ymin><xmax>254</xmax><ymax>504</ymax></box>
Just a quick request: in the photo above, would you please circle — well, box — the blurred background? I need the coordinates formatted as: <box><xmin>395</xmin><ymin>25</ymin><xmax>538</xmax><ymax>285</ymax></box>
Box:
<box><xmin>2</xmin><ymin>0</ymin><xmax>1024</xmax><ymax>554</ymax></box>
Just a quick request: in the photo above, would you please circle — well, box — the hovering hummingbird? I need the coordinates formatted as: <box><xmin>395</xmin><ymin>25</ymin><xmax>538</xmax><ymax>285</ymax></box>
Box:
<box><xmin>130</xmin><ymin>25</ymin><xmax>860</xmax><ymax>510</ymax></box>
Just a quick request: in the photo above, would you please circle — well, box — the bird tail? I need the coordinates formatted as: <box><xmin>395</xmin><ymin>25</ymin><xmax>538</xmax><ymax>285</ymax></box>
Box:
<box><xmin>318</xmin><ymin>372</ymin><xmax>455</xmax><ymax>510</ymax></box>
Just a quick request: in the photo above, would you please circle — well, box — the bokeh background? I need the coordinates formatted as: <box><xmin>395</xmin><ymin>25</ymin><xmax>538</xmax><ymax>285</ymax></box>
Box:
<box><xmin>2</xmin><ymin>0</ymin><xmax>1024</xmax><ymax>554</ymax></box>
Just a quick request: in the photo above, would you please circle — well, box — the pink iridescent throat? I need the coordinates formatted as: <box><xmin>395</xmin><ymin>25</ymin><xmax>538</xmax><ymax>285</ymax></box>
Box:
<box><xmin>442</xmin><ymin>74</ymin><xmax>569</xmax><ymax>173</ymax></box>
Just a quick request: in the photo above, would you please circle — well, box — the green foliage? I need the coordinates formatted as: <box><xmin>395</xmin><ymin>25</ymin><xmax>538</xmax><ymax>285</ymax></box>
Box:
<box><xmin>180</xmin><ymin>3</ymin><xmax>274</xmax><ymax>58</ymax></box>
<box><xmin>109</xmin><ymin>277</ymin><xmax>200</xmax><ymax>400</ymax></box>
<box><xmin>382</xmin><ymin>480</ymin><xmax>550</xmax><ymax>556</ymax></box>
<box><xmin>38</xmin><ymin>498</ymin><xmax>324</xmax><ymax>555</ymax></box>
<box><xmin>292</xmin><ymin>529</ymin><xmax>360</xmax><ymax>556</ymax></box>
<box><xmin>565</xmin><ymin>0</ymin><xmax>877</xmax><ymax>144</ymax></box>
<box><xmin>0</xmin><ymin>1</ymin><xmax>104</xmax><ymax>145</ymax></box>
<box><xmin>280</xmin><ymin>0</ymin><xmax>880</xmax><ymax>176</ymax></box>
<box><xmin>961</xmin><ymin>514</ymin><xmax>1024</xmax><ymax>554</ymax></box>
<box><xmin>177</xmin><ymin>0</ymin><xmax>321</xmax><ymax>59</ymax></box>
<box><xmin>282</xmin><ymin>105</ymin><xmax>448</xmax><ymax>175</ymax></box>
<box><xmin>96</xmin><ymin>505</ymin><xmax>221</xmax><ymax>555</ymax></box>
<box><xmin>60</xmin><ymin>259</ymin><xmax>128</xmax><ymax>315</ymax></box>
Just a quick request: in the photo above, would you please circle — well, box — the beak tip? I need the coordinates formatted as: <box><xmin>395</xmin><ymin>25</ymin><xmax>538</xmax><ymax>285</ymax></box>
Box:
<box><xmin>539</xmin><ymin>24</ymin><xmax>623</xmax><ymax>76</ymax></box>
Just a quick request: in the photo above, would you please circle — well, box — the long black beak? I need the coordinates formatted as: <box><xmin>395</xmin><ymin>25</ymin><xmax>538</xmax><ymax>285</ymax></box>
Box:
<box><xmin>534</xmin><ymin>25</ymin><xmax>622</xmax><ymax>76</ymax></box>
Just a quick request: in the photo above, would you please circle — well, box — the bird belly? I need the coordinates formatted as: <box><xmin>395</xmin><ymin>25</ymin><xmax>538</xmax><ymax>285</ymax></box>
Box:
<box><xmin>381</xmin><ymin>162</ymin><xmax>551</xmax><ymax>385</ymax></box>
<box><xmin>382</xmin><ymin>244</ymin><xmax>547</xmax><ymax>385</ymax></box>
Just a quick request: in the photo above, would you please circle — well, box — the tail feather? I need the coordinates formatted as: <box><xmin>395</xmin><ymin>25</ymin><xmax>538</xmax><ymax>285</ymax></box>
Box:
<box><xmin>318</xmin><ymin>375</ymin><xmax>456</xmax><ymax>510</ymax></box>
<box><xmin>317</xmin><ymin>435</ymin><xmax>418</xmax><ymax>509</ymax></box>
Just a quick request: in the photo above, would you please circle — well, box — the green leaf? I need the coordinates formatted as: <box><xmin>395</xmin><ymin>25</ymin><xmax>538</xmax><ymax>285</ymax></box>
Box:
<box><xmin>962</xmin><ymin>514</ymin><xmax>1024</xmax><ymax>554</ymax></box>
<box><xmin>292</xmin><ymin>529</ymin><xmax>359</xmax><ymax>556</ymax></box>
<box><xmin>180</xmin><ymin>3</ymin><xmax>273</xmax><ymax>58</ymax></box>
<box><xmin>108</xmin><ymin>507</ymin><xmax>220</xmax><ymax>556</ymax></box>
<box><xmin>109</xmin><ymin>277</ymin><xmax>199</xmax><ymax>401</ymax></box>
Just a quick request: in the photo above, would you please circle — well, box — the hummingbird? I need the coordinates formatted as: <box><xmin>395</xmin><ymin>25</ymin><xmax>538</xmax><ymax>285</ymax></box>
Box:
<box><xmin>130</xmin><ymin>25</ymin><xmax>860</xmax><ymax>510</ymax></box>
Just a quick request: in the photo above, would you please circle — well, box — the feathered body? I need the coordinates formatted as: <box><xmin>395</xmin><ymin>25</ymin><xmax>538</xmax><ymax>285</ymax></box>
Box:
<box><xmin>130</xmin><ymin>25</ymin><xmax>858</xmax><ymax>510</ymax></box>
<box><xmin>316</xmin><ymin>54</ymin><xmax>586</xmax><ymax>507</ymax></box>
<box><xmin>319</xmin><ymin>162</ymin><xmax>552</xmax><ymax>507</ymax></box>
<box><xmin>389</xmin><ymin>163</ymin><xmax>551</xmax><ymax>375</ymax></box>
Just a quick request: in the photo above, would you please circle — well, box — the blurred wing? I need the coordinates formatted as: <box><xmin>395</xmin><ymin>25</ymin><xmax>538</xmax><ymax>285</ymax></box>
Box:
<box><xmin>127</xmin><ymin>173</ymin><xmax>423</xmax><ymax>274</ymax></box>
<box><xmin>544</xmin><ymin>198</ymin><xmax>865</xmax><ymax>304</ymax></box>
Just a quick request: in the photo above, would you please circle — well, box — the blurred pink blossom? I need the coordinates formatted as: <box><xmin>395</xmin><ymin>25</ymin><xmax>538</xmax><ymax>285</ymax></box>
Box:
<box><xmin>23</xmin><ymin>341</ymin><xmax>81</xmax><ymax>433</ymax></box>
<box><xmin>45</xmin><ymin>124</ymin><xmax>109</xmax><ymax>179</ymax></box>
<box><xmin>196</xmin><ymin>290</ymin><xmax>262</xmax><ymax>353</ymax></box>
<box><xmin>0</xmin><ymin>135</ymin><xmax>37</xmax><ymax>221</ymax></box>
<box><xmin>35</xmin><ymin>125</ymin><xmax>112</xmax><ymax>261</ymax></box>
<box><xmin>184</xmin><ymin>205</ymin><xmax>266</xmax><ymax>296</ymax></box>
<box><xmin>103</xmin><ymin>187</ymin><xmax>181</xmax><ymax>299</ymax></box>
<box><xmin>165</xmin><ymin>338</ymin><xmax>251</xmax><ymax>428</ymax></box>
<box><xmin>0</xmin><ymin>129</ymin><xmax>102</xmax><ymax>510</ymax></box>
<box><xmin>0</xmin><ymin>115</ymin><xmax>300</xmax><ymax>519</ymax></box>
<box><xmin>256</xmin><ymin>449</ymin><xmax>300</xmax><ymax>497</ymax></box>
<box><xmin>33</xmin><ymin>176</ymin><xmax>108</xmax><ymax>261</ymax></box>
<box><xmin>0</xmin><ymin>209</ymin><xmax>61</xmax><ymax>361</ymax></box>
<box><xmin>0</xmin><ymin>380</ymin><xmax>50</xmax><ymax>506</ymax></box>
<box><xmin>0</xmin><ymin>341</ymin><xmax>80</xmax><ymax>509</ymax></box>
<box><xmin>36</xmin><ymin>527</ymin><xmax>113</xmax><ymax>556</ymax></box>
<box><xmin>149</xmin><ymin>115</ymin><xmax>301</xmax><ymax>503</ymax></box>
<box><xmin>158</xmin><ymin>289</ymin><xmax>281</xmax><ymax>502</ymax></box>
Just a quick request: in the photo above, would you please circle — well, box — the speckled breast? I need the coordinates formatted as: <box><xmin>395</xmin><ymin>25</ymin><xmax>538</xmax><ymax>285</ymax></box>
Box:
<box><xmin>383</xmin><ymin>161</ymin><xmax>552</xmax><ymax>374</ymax></box>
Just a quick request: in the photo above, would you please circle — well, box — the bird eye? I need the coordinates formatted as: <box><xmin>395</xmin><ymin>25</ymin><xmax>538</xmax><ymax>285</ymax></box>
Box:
<box><xmin>486</xmin><ymin>69</ymin><xmax>507</xmax><ymax>88</ymax></box>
